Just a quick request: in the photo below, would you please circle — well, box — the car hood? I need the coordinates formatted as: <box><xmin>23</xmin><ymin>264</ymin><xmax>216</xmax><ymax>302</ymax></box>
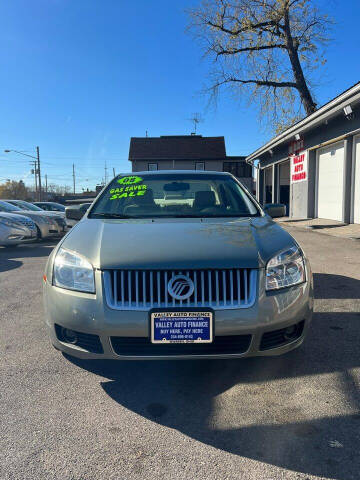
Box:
<box><xmin>60</xmin><ymin>216</ymin><xmax>296</xmax><ymax>270</ymax></box>
<box><xmin>11</xmin><ymin>210</ymin><xmax>55</xmax><ymax>222</ymax></box>
<box><xmin>0</xmin><ymin>212</ymin><xmax>34</xmax><ymax>222</ymax></box>
<box><xmin>42</xmin><ymin>211</ymin><xmax>64</xmax><ymax>217</ymax></box>
<box><xmin>26</xmin><ymin>211</ymin><xmax>64</xmax><ymax>218</ymax></box>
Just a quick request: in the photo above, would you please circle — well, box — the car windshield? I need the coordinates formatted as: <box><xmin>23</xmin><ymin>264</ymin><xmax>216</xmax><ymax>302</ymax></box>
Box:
<box><xmin>0</xmin><ymin>200</ymin><xmax>22</xmax><ymax>212</ymax></box>
<box><xmin>11</xmin><ymin>200</ymin><xmax>44</xmax><ymax>211</ymax></box>
<box><xmin>50</xmin><ymin>203</ymin><xmax>65</xmax><ymax>211</ymax></box>
<box><xmin>89</xmin><ymin>173</ymin><xmax>259</xmax><ymax>219</ymax></box>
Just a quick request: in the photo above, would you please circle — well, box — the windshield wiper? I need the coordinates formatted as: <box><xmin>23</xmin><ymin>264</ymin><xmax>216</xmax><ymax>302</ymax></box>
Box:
<box><xmin>169</xmin><ymin>213</ymin><xmax>258</xmax><ymax>218</ymax></box>
<box><xmin>90</xmin><ymin>212</ymin><xmax>135</xmax><ymax>219</ymax></box>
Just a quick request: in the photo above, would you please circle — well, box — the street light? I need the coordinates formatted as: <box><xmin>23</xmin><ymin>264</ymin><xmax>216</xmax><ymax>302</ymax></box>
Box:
<box><xmin>4</xmin><ymin>147</ymin><xmax>42</xmax><ymax>200</ymax></box>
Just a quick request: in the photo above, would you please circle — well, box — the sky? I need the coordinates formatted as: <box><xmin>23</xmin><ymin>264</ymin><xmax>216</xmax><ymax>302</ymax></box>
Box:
<box><xmin>0</xmin><ymin>0</ymin><xmax>359</xmax><ymax>192</ymax></box>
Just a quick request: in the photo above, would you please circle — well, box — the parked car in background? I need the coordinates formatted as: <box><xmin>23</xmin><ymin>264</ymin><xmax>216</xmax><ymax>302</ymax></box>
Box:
<box><xmin>44</xmin><ymin>171</ymin><xmax>313</xmax><ymax>360</ymax></box>
<box><xmin>33</xmin><ymin>202</ymin><xmax>65</xmax><ymax>212</ymax></box>
<box><xmin>0</xmin><ymin>200</ymin><xmax>60</xmax><ymax>239</ymax></box>
<box><xmin>0</xmin><ymin>212</ymin><xmax>37</xmax><ymax>246</ymax></box>
<box><xmin>3</xmin><ymin>199</ymin><xmax>67</xmax><ymax>233</ymax></box>
<box><xmin>65</xmin><ymin>203</ymin><xmax>92</xmax><ymax>228</ymax></box>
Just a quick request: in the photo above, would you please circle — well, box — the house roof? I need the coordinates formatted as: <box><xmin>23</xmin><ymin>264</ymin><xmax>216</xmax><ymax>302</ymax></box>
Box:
<box><xmin>246</xmin><ymin>80</ymin><xmax>360</xmax><ymax>162</ymax></box>
<box><xmin>129</xmin><ymin>135</ymin><xmax>226</xmax><ymax>161</ymax></box>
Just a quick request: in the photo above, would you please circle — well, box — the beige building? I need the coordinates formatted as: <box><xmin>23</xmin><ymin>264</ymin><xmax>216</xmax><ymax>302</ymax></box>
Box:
<box><xmin>129</xmin><ymin>135</ymin><xmax>253</xmax><ymax>192</ymax></box>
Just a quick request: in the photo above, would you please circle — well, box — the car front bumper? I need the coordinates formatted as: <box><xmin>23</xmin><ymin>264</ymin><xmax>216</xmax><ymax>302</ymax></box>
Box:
<box><xmin>0</xmin><ymin>225</ymin><xmax>37</xmax><ymax>246</ymax></box>
<box><xmin>43</xmin><ymin>264</ymin><xmax>313</xmax><ymax>360</ymax></box>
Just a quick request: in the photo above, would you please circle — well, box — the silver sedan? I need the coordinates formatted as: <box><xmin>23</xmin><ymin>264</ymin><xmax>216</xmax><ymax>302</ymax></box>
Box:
<box><xmin>0</xmin><ymin>200</ymin><xmax>60</xmax><ymax>239</ymax></box>
<box><xmin>4</xmin><ymin>199</ymin><xmax>67</xmax><ymax>233</ymax></box>
<box><xmin>43</xmin><ymin>171</ymin><xmax>313</xmax><ymax>360</ymax></box>
<box><xmin>0</xmin><ymin>212</ymin><xmax>37</xmax><ymax>246</ymax></box>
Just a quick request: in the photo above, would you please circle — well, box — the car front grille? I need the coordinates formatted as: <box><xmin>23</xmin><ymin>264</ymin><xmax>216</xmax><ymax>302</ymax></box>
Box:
<box><xmin>52</xmin><ymin>217</ymin><xmax>66</xmax><ymax>227</ymax></box>
<box><xmin>110</xmin><ymin>334</ymin><xmax>252</xmax><ymax>356</ymax></box>
<box><xmin>103</xmin><ymin>268</ymin><xmax>257</xmax><ymax>311</ymax></box>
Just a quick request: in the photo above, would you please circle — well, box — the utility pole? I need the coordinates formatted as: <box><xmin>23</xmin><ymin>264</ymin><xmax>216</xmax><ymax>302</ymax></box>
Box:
<box><xmin>104</xmin><ymin>161</ymin><xmax>108</xmax><ymax>184</ymax></box>
<box><xmin>36</xmin><ymin>146</ymin><xmax>42</xmax><ymax>201</ymax></box>
<box><xmin>45</xmin><ymin>174</ymin><xmax>48</xmax><ymax>195</ymax></box>
<box><xmin>112</xmin><ymin>167</ymin><xmax>116</xmax><ymax>177</ymax></box>
<box><xmin>31</xmin><ymin>161</ymin><xmax>38</xmax><ymax>198</ymax></box>
<box><xmin>4</xmin><ymin>147</ymin><xmax>42</xmax><ymax>200</ymax></box>
<box><xmin>72</xmin><ymin>163</ymin><xmax>76</xmax><ymax>194</ymax></box>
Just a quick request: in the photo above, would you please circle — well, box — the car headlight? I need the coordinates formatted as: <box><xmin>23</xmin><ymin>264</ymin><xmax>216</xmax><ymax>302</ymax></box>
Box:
<box><xmin>37</xmin><ymin>215</ymin><xmax>51</xmax><ymax>225</ymax></box>
<box><xmin>0</xmin><ymin>218</ymin><xmax>22</xmax><ymax>228</ymax></box>
<box><xmin>265</xmin><ymin>246</ymin><xmax>306</xmax><ymax>291</ymax></box>
<box><xmin>53</xmin><ymin>247</ymin><xmax>95</xmax><ymax>293</ymax></box>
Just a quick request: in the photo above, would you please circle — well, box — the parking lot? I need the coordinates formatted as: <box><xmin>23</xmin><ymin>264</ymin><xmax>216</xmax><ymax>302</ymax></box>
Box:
<box><xmin>0</xmin><ymin>227</ymin><xmax>359</xmax><ymax>480</ymax></box>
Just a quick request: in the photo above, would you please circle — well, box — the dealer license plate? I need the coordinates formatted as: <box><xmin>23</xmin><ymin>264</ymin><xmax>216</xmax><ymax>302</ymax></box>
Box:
<box><xmin>151</xmin><ymin>311</ymin><xmax>213</xmax><ymax>344</ymax></box>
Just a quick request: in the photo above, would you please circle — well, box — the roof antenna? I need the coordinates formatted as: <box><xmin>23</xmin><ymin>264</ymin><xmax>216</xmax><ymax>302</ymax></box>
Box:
<box><xmin>189</xmin><ymin>113</ymin><xmax>203</xmax><ymax>135</ymax></box>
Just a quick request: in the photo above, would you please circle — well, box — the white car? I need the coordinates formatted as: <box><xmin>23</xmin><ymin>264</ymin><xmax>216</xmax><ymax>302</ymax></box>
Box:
<box><xmin>0</xmin><ymin>212</ymin><xmax>37</xmax><ymax>246</ymax></box>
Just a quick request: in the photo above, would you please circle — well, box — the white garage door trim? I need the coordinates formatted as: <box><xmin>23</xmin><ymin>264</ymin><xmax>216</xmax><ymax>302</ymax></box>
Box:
<box><xmin>316</xmin><ymin>141</ymin><xmax>345</xmax><ymax>222</ymax></box>
<box><xmin>353</xmin><ymin>135</ymin><xmax>360</xmax><ymax>224</ymax></box>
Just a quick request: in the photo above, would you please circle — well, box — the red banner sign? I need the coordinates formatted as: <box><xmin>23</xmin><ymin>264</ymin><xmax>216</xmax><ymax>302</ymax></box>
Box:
<box><xmin>291</xmin><ymin>151</ymin><xmax>308</xmax><ymax>183</ymax></box>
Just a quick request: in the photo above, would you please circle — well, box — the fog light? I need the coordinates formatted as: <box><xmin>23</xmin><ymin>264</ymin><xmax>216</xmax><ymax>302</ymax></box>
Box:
<box><xmin>62</xmin><ymin>328</ymin><xmax>78</xmax><ymax>344</ymax></box>
<box><xmin>284</xmin><ymin>325</ymin><xmax>298</xmax><ymax>340</ymax></box>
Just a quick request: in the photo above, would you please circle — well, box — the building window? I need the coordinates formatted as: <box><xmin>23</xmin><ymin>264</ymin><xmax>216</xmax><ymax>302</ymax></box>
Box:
<box><xmin>195</xmin><ymin>162</ymin><xmax>205</xmax><ymax>170</ymax></box>
<box><xmin>223</xmin><ymin>161</ymin><xmax>252</xmax><ymax>177</ymax></box>
<box><xmin>148</xmin><ymin>163</ymin><xmax>158</xmax><ymax>171</ymax></box>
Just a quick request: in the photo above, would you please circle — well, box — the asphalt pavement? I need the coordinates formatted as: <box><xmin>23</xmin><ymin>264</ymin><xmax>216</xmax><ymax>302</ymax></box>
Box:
<box><xmin>0</xmin><ymin>228</ymin><xmax>359</xmax><ymax>480</ymax></box>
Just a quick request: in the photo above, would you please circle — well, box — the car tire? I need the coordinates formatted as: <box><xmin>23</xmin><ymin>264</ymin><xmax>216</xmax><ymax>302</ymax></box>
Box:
<box><xmin>36</xmin><ymin>225</ymin><xmax>42</xmax><ymax>240</ymax></box>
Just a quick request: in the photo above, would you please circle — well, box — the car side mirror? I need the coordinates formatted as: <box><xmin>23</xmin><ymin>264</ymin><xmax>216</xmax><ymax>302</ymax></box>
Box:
<box><xmin>65</xmin><ymin>207</ymin><xmax>85</xmax><ymax>221</ymax></box>
<box><xmin>263</xmin><ymin>203</ymin><xmax>286</xmax><ymax>218</ymax></box>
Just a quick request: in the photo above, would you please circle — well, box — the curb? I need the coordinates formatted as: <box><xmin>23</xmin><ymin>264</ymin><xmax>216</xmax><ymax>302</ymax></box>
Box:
<box><xmin>278</xmin><ymin>222</ymin><xmax>360</xmax><ymax>241</ymax></box>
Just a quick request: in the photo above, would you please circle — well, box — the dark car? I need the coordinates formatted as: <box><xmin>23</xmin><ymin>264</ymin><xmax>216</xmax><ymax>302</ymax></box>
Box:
<box><xmin>33</xmin><ymin>202</ymin><xmax>65</xmax><ymax>212</ymax></box>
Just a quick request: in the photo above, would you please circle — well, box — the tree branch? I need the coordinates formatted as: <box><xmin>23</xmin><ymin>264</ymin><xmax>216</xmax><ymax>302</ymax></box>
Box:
<box><xmin>217</xmin><ymin>77</ymin><xmax>297</xmax><ymax>88</ymax></box>
<box><xmin>206</xmin><ymin>19</ymin><xmax>278</xmax><ymax>36</ymax></box>
<box><xmin>215</xmin><ymin>43</ymin><xmax>287</xmax><ymax>57</ymax></box>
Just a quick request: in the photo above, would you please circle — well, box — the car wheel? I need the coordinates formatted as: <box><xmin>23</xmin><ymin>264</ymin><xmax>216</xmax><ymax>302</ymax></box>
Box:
<box><xmin>36</xmin><ymin>225</ymin><xmax>42</xmax><ymax>240</ymax></box>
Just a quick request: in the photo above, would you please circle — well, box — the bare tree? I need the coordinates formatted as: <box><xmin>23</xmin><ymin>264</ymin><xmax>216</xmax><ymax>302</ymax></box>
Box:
<box><xmin>189</xmin><ymin>0</ymin><xmax>331</xmax><ymax>131</ymax></box>
<box><xmin>0</xmin><ymin>180</ymin><xmax>29</xmax><ymax>200</ymax></box>
<box><xmin>47</xmin><ymin>184</ymin><xmax>72</xmax><ymax>195</ymax></box>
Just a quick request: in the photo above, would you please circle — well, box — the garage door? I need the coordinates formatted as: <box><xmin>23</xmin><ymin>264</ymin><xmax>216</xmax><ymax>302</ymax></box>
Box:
<box><xmin>317</xmin><ymin>142</ymin><xmax>345</xmax><ymax>222</ymax></box>
<box><xmin>354</xmin><ymin>137</ymin><xmax>360</xmax><ymax>224</ymax></box>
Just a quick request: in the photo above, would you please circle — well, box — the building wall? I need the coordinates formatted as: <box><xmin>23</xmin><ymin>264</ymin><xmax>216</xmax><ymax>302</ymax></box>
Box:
<box><xmin>132</xmin><ymin>159</ymin><xmax>224</xmax><ymax>172</ymax></box>
<box><xmin>258</xmin><ymin>103</ymin><xmax>360</xmax><ymax>169</ymax></box>
<box><xmin>290</xmin><ymin>180</ymin><xmax>309</xmax><ymax>219</ymax></box>
<box><xmin>256</xmin><ymin>103</ymin><xmax>360</xmax><ymax>222</ymax></box>
<box><xmin>132</xmin><ymin>159</ymin><xmax>254</xmax><ymax>192</ymax></box>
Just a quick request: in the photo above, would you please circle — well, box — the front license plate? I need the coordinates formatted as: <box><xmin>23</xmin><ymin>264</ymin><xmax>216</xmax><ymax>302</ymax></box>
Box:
<box><xmin>151</xmin><ymin>311</ymin><xmax>213</xmax><ymax>344</ymax></box>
